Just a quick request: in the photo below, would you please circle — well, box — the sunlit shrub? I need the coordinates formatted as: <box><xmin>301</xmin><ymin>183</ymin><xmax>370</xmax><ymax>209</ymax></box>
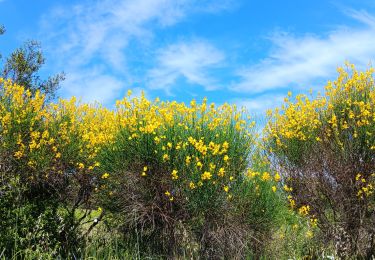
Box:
<box><xmin>0</xmin><ymin>77</ymin><xmax>296</xmax><ymax>258</ymax></box>
<box><xmin>0</xmin><ymin>78</ymin><xmax>114</xmax><ymax>257</ymax></box>
<box><xmin>266</xmin><ymin>63</ymin><xmax>375</xmax><ymax>258</ymax></box>
<box><xmin>95</xmin><ymin>93</ymin><xmax>291</xmax><ymax>257</ymax></box>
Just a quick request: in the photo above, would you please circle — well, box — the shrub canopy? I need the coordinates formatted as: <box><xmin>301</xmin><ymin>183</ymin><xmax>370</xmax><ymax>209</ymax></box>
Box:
<box><xmin>265</xmin><ymin>64</ymin><xmax>375</xmax><ymax>258</ymax></box>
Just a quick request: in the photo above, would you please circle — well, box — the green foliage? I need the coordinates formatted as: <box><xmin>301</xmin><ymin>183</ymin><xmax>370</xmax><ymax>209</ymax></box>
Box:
<box><xmin>266</xmin><ymin>64</ymin><xmax>375</xmax><ymax>258</ymax></box>
<box><xmin>3</xmin><ymin>34</ymin><xmax>367</xmax><ymax>258</ymax></box>
<box><xmin>2</xmin><ymin>40</ymin><xmax>65</xmax><ymax>100</ymax></box>
<box><xmin>0</xmin><ymin>81</ymin><xmax>96</xmax><ymax>258</ymax></box>
<box><xmin>93</xmin><ymin>97</ymin><xmax>295</xmax><ymax>258</ymax></box>
<box><xmin>0</xmin><ymin>25</ymin><xmax>64</xmax><ymax>100</ymax></box>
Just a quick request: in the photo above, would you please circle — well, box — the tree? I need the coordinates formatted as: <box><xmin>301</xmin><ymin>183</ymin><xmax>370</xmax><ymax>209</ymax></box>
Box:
<box><xmin>0</xmin><ymin>25</ymin><xmax>64</xmax><ymax>100</ymax></box>
<box><xmin>0</xmin><ymin>25</ymin><xmax>5</xmax><ymax>60</ymax></box>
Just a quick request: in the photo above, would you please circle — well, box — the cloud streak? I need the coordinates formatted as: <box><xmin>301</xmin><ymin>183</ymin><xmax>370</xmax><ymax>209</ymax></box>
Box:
<box><xmin>147</xmin><ymin>40</ymin><xmax>225</xmax><ymax>94</ymax></box>
<box><xmin>231</xmin><ymin>10</ymin><xmax>375</xmax><ymax>94</ymax></box>
<box><xmin>233</xmin><ymin>93</ymin><xmax>285</xmax><ymax>115</ymax></box>
<box><xmin>40</xmin><ymin>0</ymin><xmax>233</xmax><ymax>103</ymax></box>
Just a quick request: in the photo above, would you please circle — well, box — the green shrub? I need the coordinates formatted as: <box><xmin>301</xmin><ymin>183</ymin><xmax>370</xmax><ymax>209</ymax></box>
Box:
<box><xmin>266</xmin><ymin>64</ymin><xmax>375</xmax><ymax>258</ymax></box>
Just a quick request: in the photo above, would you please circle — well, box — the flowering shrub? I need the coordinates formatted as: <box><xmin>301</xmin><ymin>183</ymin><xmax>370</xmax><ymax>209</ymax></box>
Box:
<box><xmin>0</xmin><ymin>78</ymin><xmax>114</xmax><ymax>256</ymax></box>
<box><xmin>96</xmin><ymin>93</ymin><xmax>260</xmax><ymax>257</ymax></box>
<box><xmin>0</xmin><ymin>77</ymin><xmax>297</xmax><ymax>258</ymax></box>
<box><xmin>266</xmin><ymin>64</ymin><xmax>375</xmax><ymax>258</ymax></box>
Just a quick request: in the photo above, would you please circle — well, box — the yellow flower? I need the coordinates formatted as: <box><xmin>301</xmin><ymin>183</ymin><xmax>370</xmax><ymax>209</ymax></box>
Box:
<box><xmin>223</xmin><ymin>186</ymin><xmax>229</xmax><ymax>192</ymax></box>
<box><xmin>218</xmin><ymin>167</ymin><xmax>225</xmax><ymax>177</ymax></box>
<box><xmin>201</xmin><ymin>171</ymin><xmax>212</xmax><ymax>180</ymax></box>
<box><xmin>189</xmin><ymin>182</ymin><xmax>196</xmax><ymax>189</ymax></box>
<box><xmin>274</xmin><ymin>173</ymin><xmax>281</xmax><ymax>182</ymax></box>
<box><xmin>284</xmin><ymin>185</ymin><xmax>292</xmax><ymax>192</ymax></box>
<box><xmin>310</xmin><ymin>218</ymin><xmax>318</xmax><ymax>227</ymax></box>
<box><xmin>289</xmin><ymin>198</ymin><xmax>296</xmax><ymax>208</ymax></box>
<box><xmin>261</xmin><ymin>172</ymin><xmax>271</xmax><ymax>181</ymax></box>
<box><xmin>298</xmin><ymin>205</ymin><xmax>310</xmax><ymax>216</ymax></box>
<box><xmin>78</xmin><ymin>163</ymin><xmax>85</xmax><ymax>169</ymax></box>
<box><xmin>185</xmin><ymin>156</ymin><xmax>191</xmax><ymax>164</ymax></box>
<box><xmin>143</xmin><ymin>166</ymin><xmax>148</xmax><ymax>172</ymax></box>
<box><xmin>209</xmin><ymin>163</ymin><xmax>216</xmax><ymax>170</ymax></box>
<box><xmin>272</xmin><ymin>186</ymin><xmax>277</xmax><ymax>192</ymax></box>
<box><xmin>196</xmin><ymin>161</ymin><xmax>203</xmax><ymax>168</ymax></box>
<box><xmin>162</xmin><ymin>154</ymin><xmax>170</xmax><ymax>161</ymax></box>
<box><xmin>101</xmin><ymin>173</ymin><xmax>110</xmax><ymax>179</ymax></box>
<box><xmin>305</xmin><ymin>230</ymin><xmax>313</xmax><ymax>238</ymax></box>
<box><xmin>14</xmin><ymin>150</ymin><xmax>23</xmax><ymax>159</ymax></box>
<box><xmin>223</xmin><ymin>155</ymin><xmax>229</xmax><ymax>162</ymax></box>
<box><xmin>171</xmin><ymin>169</ymin><xmax>178</xmax><ymax>180</ymax></box>
<box><xmin>164</xmin><ymin>191</ymin><xmax>171</xmax><ymax>196</ymax></box>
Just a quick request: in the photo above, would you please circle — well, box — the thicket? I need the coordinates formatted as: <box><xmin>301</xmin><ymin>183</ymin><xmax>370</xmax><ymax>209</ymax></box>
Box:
<box><xmin>266</xmin><ymin>64</ymin><xmax>375</xmax><ymax>258</ymax></box>
<box><xmin>1</xmin><ymin>60</ymin><xmax>375</xmax><ymax>258</ymax></box>
<box><xmin>0</xmin><ymin>78</ymin><xmax>310</xmax><ymax>259</ymax></box>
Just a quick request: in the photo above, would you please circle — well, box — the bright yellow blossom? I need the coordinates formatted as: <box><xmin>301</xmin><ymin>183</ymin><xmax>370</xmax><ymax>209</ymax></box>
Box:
<box><xmin>101</xmin><ymin>173</ymin><xmax>110</xmax><ymax>179</ymax></box>
<box><xmin>171</xmin><ymin>170</ymin><xmax>178</xmax><ymax>180</ymax></box>
<box><xmin>201</xmin><ymin>171</ymin><xmax>212</xmax><ymax>180</ymax></box>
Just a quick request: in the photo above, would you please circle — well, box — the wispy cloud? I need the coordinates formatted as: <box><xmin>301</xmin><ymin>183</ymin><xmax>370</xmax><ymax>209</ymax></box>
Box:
<box><xmin>147</xmin><ymin>40</ymin><xmax>225</xmax><ymax>94</ymax></box>
<box><xmin>231</xmin><ymin>10</ymin><xmax>375</xmax><ymax>94</ymax></box>
<box><xmin>40</xmin><ymin>0</ymin><xmax>233</xmax><ymax>103</ymax></box>
<box><xmin>60</xmin><ymin>67</ymin><xmax>124</xmax><ymax>104</ymax></box>
<box><xmin>233</xmin><ymin>93</ymin><xmax>285</xmax><ymax>115</ymax></box>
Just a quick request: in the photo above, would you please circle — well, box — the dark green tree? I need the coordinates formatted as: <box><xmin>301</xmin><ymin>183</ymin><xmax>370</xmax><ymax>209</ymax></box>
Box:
<box><xmin>0</xmin><ymin>25</ymin><xmax>5</xmax><ymax>60</ymax></box>
<box><xmin>0</xmin><ymin>25</ymin><xmax>64</xmax><ymax>100</ymax></box>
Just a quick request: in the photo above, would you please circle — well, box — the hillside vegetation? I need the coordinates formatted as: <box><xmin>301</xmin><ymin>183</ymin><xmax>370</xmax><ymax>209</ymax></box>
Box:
<box><xmin>0</xmin><ymin>64</ymin><xmax>375</xmax><ymax>259</ymax></box>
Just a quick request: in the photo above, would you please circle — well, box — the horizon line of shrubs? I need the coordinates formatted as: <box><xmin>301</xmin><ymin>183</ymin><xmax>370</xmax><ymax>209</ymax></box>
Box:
<box><xmin>1</xmin><ymin>63</ymin><xmax>375</xmax><ymax>259</ymax></box>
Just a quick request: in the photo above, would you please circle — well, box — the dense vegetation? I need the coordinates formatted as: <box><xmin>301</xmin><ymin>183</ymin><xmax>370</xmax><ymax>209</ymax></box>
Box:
<box><xmin>266</xmin><ymin>64</ymin><xmax>375</xmax><ymax>258</ymax></box>
<box><xmin>1</xmin><ymin>24</ymin><xmax>375</xmax><ymax>258</ymax></box>
<box><xmin>0</xmin><ymin>77</ymin><xmax>312</xmax><ymax>259</ymax></box>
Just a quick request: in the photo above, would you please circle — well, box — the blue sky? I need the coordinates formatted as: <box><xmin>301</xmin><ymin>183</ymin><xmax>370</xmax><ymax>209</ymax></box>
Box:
<box><xmin>1</xmin><ymin>0</ymin><xmax>375</xmax><ymax>117</ymax></box>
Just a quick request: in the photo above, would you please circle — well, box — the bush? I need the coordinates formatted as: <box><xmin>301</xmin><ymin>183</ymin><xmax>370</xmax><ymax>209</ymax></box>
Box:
<box><xmin>96</xmin><ymin>95</ymin><xmax>252</xmax><ymax>257</ymax></box>
<box><xmin>95</xmin><ymin>94</ymin><xmax>292</xmax><ymax>258</ymax></box>
<box><xmin>0</xmin><ymin>78</ymin><xmax>114</xmax><ymax>257</ymax></box>
<box><xmin>0</xmin><ymin>77</ymin><xmax>310</xmax><ymax>258</ymax></box>
<box><xmin>265</xmin><ymin>64</ymin><xmax>375</xmax><ymax>258</ymax></box>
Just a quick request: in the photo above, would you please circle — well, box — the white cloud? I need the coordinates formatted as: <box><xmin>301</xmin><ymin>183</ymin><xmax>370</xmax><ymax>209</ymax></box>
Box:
<box><xmin>60</xmin><ymin>68</ymin><xmax>124</xmax><ymax>104</ymax></box>
<box><xmin>231</xmin><ymin>10</ymin><xmax>375</xmax><ymax>94</ymax></box>
<box><xmin>233</xmin><ymin>93</ymin><xmax>285</xmax><ymax>115</ymax></box>
<box><xmin>60</xmin><ymin>67</ymin><xmax>148</xmax><ymax>105</ymax></box>
<box><xmin>40</xmin><ymin>0</ymin><xmax>233</xmax><ymax>102</ymax></box>
<box><xmin>147</xmin><ymin>40</ymin><xmax>225</xmax><ymax>93</ymax></box>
